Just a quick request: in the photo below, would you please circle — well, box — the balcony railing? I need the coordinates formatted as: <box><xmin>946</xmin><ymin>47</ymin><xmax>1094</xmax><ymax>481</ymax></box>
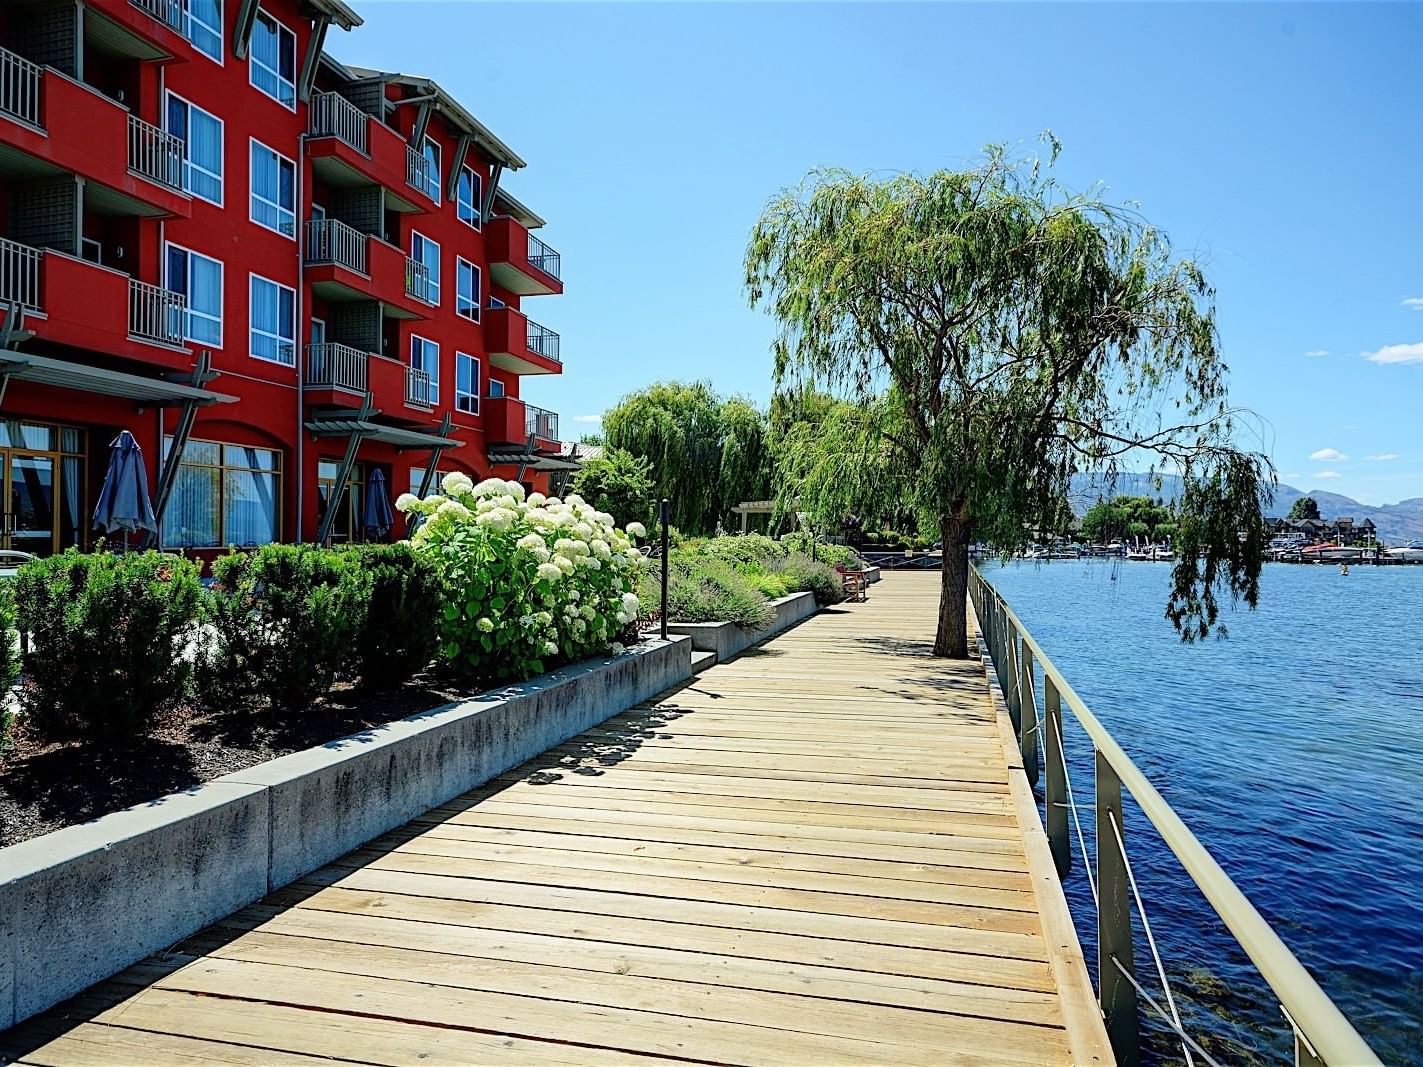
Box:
<box><xmin>527</xmin><ymin>233</ymin><xmax>562</xmax><ymax>281</ymax></box>
<box><xmin>306</xmin><ymin>343</ymin><xmax>368</xmax><ymax>392</ymax></box>
<box><xmin>308</xmin><ymin>91</ymin><xmax>369</xmax><ymax>155</ymax></box>
<box><xmin>405</xmin><ymin>365</ymin><xmax>434</xmax><ymax>408</ymax></box>
<box><xmin>526</xmin><ymin>319</ymin><xmax>561</xmax><ymax>363</ymax></box>
<box><xmin>127</xmin><ymin>114</ymin><xmax>184</xmax><ymax>192</ymax></box>
<box><xmin>128</xmin><ymin>278</ymin><xmax>185</xmax><ymax>347</ymax></box>
<box><xmin>406</xmin><ymin>145</ymin><xmax>434</xmax><ymax>200</ymax></box>
<box><xmin>525</xmin><ymin>403</ymin><xmax>559</xmax><ymax>442</ymax></box>
<box><xmin>0</xmin><ymin>46</ymin><xmax>42</xmax><ymax>129</ymax></box>
<box><xmin>129</xmin><ymin>0</ymin><xmax>183</xmax><ymax>32</ymax></box>
<box><xmin>0</xmin><ymin>238</ymin><xmax>42</xmax><ymax>311</ymax></box>
<box><xmin>405</xmin><ymin>258</ymin><xmax>433</xmax><ymax>304</ymax></box>
<box><xmin>305</xmin><ymin>218</ymin><xmax>369</xmax><ymax>274</ymax></box>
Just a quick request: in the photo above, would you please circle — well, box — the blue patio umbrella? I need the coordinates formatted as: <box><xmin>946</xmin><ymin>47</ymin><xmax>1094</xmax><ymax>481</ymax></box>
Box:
<box><xmin>363</xmin><ymin>467</ymin><xmax>394</xmax><ymax>540</ymax></box>
<box><xmin>92</xmin><ymin>430</ymin><xmax>156</xmax><ymax>544</ymax></box>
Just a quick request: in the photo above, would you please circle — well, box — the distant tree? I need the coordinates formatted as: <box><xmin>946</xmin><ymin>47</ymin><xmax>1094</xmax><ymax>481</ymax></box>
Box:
<box><xmin>1288</xmin><ymin>496</ymin><xmax>1321</xmax><ymax>521</ymax></box>
<box><xmin>577</xmin><ymin>431</ymin><xmax>605</xmax><ymax>446</ymax></box>
<box><xmin>748</xmin><ymin>141</ymin><xmax>1272</xmax><ymax>655</ymax></box>
<box><xmin>1083</xmin><ymin>495</ymin><xmax>1175</xmax><ymax>543</ymax></box>
<box><xmin>570</xmin><ymin>447</ymin><xmax>654</xmax><ymax>527</ymax></box>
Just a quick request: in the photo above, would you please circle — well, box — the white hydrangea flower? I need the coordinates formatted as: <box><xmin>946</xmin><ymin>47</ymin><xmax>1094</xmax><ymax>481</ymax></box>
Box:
<box><xmin>527</xmin><ymin>492</ymin><xmax>547</xmax><ymax>507</ymax></box>
<box><xmin>530</xmin><ymin>545</ymin><xmax>551</xmax><ymax>563</ymax></box>
<box><xmin>517</xmin><ymin>533</ymin><xmax>545</xmax><ymax>553</ymax></box>
<box><xmin>535</xmin><ymin>611</ymin><xmax>553</xmax><ymax>626</ymax></box>
<box><xmin>621</xmin><ymin>592</ymin><xmax>641</xmax><ymax>615</ymax></box>
<box><xmin>568</xmin><ymin>588</ymin><xmax>581</xmax><ymax>602</ymax></box>
<box><xmin>580</xmin><ymin>604</ymin><xmax>596</xmax><ymax>621</ymax></box>
<box><xmin>555</xmin><ymin>555</ymin><xmax>575</xmax><ymax>574</ymax></box>
<box><xmin>611</xmin><ymin>642</ymin><xmax>625</xmax><ymax>654</ymax></box>
<box><xmin>436</xmin><ymin>499</ymin><xmax>472</xmax><ymax>522</ymax></box>
<box><xmin>625</xmin><ymin>521</ymin><xmax>647</xmax><ymax>538</ymax></box>
<box><xmin>565</xmin><ymin>493</ymin><xmax>585</xmax><ymax>506</ymax></box>
<box><xmin>441</xmin><ymin>472</ymin><xmax>475</xmax><ymax>497</ymax></box>
<box><xmin>536</xmin><ymin>561</ymin><xmax>563</xmax><ymax>582</ymax></box>
<box><xmin>473</xmin><ymin>477</ymin><xmax>507</xmax><ymax>498</ymax></box>
<box><xmin>542</xmin><ymin>640</ymin><xmax>558</xmax><ymax>656</ymax></box>
<box><xmin>504</xmin><ymin>480</ymin><xmax>526</xmax><ymax>501</ymax></box>
<box><xmin>394</xmin><ymin>492</ymin><xmax>421</xmax><ymax>513</ymax></box>
<box><xmin>572</xmin><ymin>521</ymin><xmax>594</xmax><ymax>540</ymax></box>
<box><xmin>590</xmin><ymin>539</ymin><xmax>611</xmax><ymax>560</ymax></box>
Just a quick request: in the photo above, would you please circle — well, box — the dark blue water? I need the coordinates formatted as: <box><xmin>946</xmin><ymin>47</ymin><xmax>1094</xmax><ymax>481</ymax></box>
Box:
<box><xmin>982</xmin><ymin>560</ymin><xmax>1423</xmax><ymax>1066</ymax></box>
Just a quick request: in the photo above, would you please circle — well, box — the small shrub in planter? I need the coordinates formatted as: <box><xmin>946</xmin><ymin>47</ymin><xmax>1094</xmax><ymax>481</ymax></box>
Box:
<box><xmin>642</xmin><ymin>554</ymin><xmax>775</xmax><ymax>629</ymax></box>
<box><xmin>203</xmin><ymin>544</ymin><xmax>369</xmax><ymax>711</ymax></box>
<box><xmin>738</xmin><ymin>566</ymin><xmax>794</xmax><ymax>600</ymax></box>
<box><xmin>779</xmin><ymin>532</ymin><xmax>858</xmax><ymax>568</ymax></box>
<box><xmin>694</xmin><ymin>533</ymin><xmax>788</xmax><ymax>566</ymax></box>
<box><xmin>771</xmin><ymin>553</ymin><xmax>848</xmax><ymax>606</ymax></box>
<box><xmin>339</xmin><ymin>542</ymin><xmax>442</xmax><ymax>687</ymax></box>
<box><xmin>13</xmin><ymin>549</ymin><xmax>202</xmax><ymax>739</ymax></box>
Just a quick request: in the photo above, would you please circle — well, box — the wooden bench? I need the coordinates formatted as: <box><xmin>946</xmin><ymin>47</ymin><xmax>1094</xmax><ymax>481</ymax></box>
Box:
<box><xmin>836</xmin><ymin>565</ymin><xmax>868</xmax><ymax>602</ymax></box>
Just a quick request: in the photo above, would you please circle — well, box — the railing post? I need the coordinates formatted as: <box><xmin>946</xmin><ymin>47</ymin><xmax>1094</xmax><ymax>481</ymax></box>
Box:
<box><xmin>1020</xmin><ymin>644</ymin><xmax>1040</xmax><ymax>787</ymax></box>
<box><xmin>1096</xmin><ymin>750</ymin><xmax>1140</xmax><ymax>1067</ymax></box>
<box><xmin>1044</xmin><ymin>676</ymin><xmax>1071</xmax><ymax>878</ymax></box>
<box><xmin>658</xmin><ymin>499</ymin><xmax>669</xmax><ymax>641</ymax></box>
<box><xmin>1005</xmin><ymin>626</ymin><xmax>1022</xmax><ymax>736</ymax></box>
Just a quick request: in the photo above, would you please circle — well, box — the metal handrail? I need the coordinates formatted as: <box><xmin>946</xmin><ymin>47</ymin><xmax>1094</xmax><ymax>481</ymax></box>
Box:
<box><xmin>405</xmin><ymin>365</ymin><xmax>433</xmax><ymax>408</ymax></box>
<box><xmin>306</xmin><ymin>343</ymin><xmax>367</xmax><ymax>392</ymax></box>
<box><xmin>305</xmin><ymin>218</ymin><xmax>368</xmax><ymax>274</ymax></box>
<box><xmin>128</xmin><ymin>113</ymin><xmax>184</xmax><ymax>192</ymax></box>
<box><xmin>524</xmin><ymin>403</ymin><xmax>558</xmax><ymax>441</ymax></box>
<box><xmin>128</xmin><ymin>278</ymin><xmax>186</xmax><ymax>346</ymax></box>
<box><xmin>308</xmin><ymin>91</ymin><xmax>369</xmax><ymax>155</ymax></box>
<box><xmin>526</xmin><ymin>318</ymin><xmax>561</xmax><ymax>362</ymax></box>
<box><xmin>967</xmin><ymin>567</ymin><xmax>1381</xmax><ymax>1067</ymax></box>
<box><xmin>527</xmin><ymin>232</ymin><xmax>562</xmax><ymax>281</ymax></box>
<box><xmin>0</xmin><ymin>238</ymin><xmax>42</xmax><ymax>310</ymax></box>
<box><xmin>406</xmin><ymin>144</ymin><xmax>434</xmax><ymax>199</ymax></box>
<box><xmin>0</xmin><ymin>46</ymin><xmax>42</xmax><ymax>128</ymax></box>
<box><xmin>129</xmin><ymin>0</ymin><xmax>183</xmax><ymax>32</ymax></box>
<box><xmin>405</xmin><ymin>257</ymin><xmax>433</xmax><ymax>304</ymax></box>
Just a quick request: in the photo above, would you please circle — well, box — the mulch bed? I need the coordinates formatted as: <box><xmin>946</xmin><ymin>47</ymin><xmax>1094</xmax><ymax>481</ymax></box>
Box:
<box><xmin>0</xmin><ymin>677</ymin><xmax>473</xmax><ymax>849</ymax></box>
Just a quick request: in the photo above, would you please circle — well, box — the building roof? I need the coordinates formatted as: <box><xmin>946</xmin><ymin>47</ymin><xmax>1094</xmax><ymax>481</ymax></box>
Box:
<box><xmin>344</xmin><ymin>67</ymin><xmax>527</xmax><ymax>170</ymax></box>
<box><xmin>305</xmin><ymin>0</ymin><xmax>363</xmax><ymax>31</ymax></box>
<box><xmin>558</xmin><ymin>442</ymin><xmax>602</xmax><ymax>462</ymax></box>
<box><xmin>492</xmin><ymin>188</ymin><xmax>545</xmax><ymax>229</ymax></box>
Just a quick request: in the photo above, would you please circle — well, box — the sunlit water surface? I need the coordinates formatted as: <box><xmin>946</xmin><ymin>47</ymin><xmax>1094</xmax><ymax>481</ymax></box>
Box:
<box><xmin>980</xmin><ymin>560</ymin><xmax>1422</xmax><ymax>1065</ymax></box>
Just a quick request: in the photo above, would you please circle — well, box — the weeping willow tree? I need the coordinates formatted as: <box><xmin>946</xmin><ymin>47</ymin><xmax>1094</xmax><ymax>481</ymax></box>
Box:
<box><xmin>602</xmin><ymin>381</ymin><xmax>773</xmax><ymax>534</ymax></box>
<box><xmin>749</xmin><ymin>141</ymin><xmax>1272</xmax><ymax>657</ymax></box>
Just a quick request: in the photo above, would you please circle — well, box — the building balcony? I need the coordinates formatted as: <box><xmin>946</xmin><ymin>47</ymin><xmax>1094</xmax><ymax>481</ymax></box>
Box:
<box><xmin>0</xmin><ymin>48</ymin><xmax>190</xmax><ymax>218</ymax></box>
<box><xmin>483</xmin><ymin>306</ymin><xmax>562</xmax><ymax>376</ymax></box>
<box><xmin>306</xmin><ymin>92</ymin><xmax>434</xmax><ymax>214</ymax></box>
<box><xmin>303</xmin><ymin>344</ymin><xmax>439</xmax><ymax>424</ymax></box>
<box><xmin>88</xmin><ymin>0</ymin><xmax>191</xmax><ymax>60</ymax></box>
<box><xmin>303</xmin><ymin>218</ymin><xmax>433</xmax><ymax>320</ymax></box>
<box><xmin>486</xmin><ymin>216</ymin><xmax>563</xmax><ymax>297</ymax></box>
<box><xmin>483</xmin><ymin>396</ymin><xmax>560</xmax><ymax>452</ymax></box>
<box><xmin>0</xmin><ymin>236</ymin><xmax>191</xmax><ymax>370</ymax></box>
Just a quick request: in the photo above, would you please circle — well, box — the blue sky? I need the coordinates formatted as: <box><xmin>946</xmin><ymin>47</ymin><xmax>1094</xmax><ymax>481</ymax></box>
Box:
<box><xmin>340</xmin><ymin>2</ymin><xmax>1422</xmax><ymax>505</ymax></box>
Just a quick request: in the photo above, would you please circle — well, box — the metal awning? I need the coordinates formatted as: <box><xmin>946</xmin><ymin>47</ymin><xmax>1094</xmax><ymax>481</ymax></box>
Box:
<box><xmin>0</xmin><ymin>349</ymin><xmax>236</xmax><ymax>406</ymax></box>
<box><xmin>492</xmin><ymin>189</ymin><xmax>546</xmax><ymax>229</ymax></box>
<box><xmin>487</xmin><ymin>448</ymin><xmax>581</xmax><ymax>473</ymax></box>
<box><xmin>306</xmin><ymin>418</ymin><xmax>462</xmax><ymax>451</ymax></box>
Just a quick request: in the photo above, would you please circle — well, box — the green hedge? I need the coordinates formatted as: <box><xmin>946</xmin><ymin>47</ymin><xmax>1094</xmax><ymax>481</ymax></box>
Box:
<box><xmin>339</xmin><ymin>543</ymin><xmax>442</xmax><ymax>688</ymax></box>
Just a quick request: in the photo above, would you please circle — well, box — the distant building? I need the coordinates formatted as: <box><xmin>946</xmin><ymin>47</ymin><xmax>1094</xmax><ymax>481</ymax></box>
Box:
<box><xmin>1266</xmin><ymin>516</ymin><xmax>1378</xmax><ymax>543</ymax></box>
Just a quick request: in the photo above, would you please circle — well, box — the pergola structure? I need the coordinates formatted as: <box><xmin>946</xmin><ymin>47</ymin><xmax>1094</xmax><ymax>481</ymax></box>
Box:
<box><xmin>730</xmin><ymin>499</ymin><xmax>775</xmax><ymax>534</ymax></box>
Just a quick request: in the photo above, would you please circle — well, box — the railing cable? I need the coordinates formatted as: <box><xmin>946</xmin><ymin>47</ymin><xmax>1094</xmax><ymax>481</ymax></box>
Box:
<box><xmin>1108</xmin><ymin>956</ymin><xmax>1225</xmax><ymax>1067</ymax></box>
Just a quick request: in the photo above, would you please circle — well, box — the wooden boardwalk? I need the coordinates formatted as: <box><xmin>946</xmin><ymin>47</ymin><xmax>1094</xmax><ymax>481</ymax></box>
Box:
<box><xmin>2</xmin><ymin>572</ymin><xmax>1110</xmax><ymax>1066</ymax></box>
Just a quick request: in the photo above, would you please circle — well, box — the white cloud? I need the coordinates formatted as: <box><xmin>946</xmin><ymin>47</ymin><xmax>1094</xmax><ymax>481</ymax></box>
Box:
<box><xmin>1364</xmin><ymin>341</ymin><xmax>1423</xmax><ymax>365</ymax></box>
<box><xmin>1303</xmin><ymin>349</ymin><xmax>1330</xmax><ymax>357</ymax></box>
<box><xmin>1314</xmin><ymin>470</ymin><xmax>1343</xmax><ymax>479</ymax></box>
<box><xmin>1281</xmin><ymin>472</ymin><xmax>1302</xmax><ymax>480</ymax></box>
<box><xmin>1402</xmin><ymin>298</ymin><xmax>1423</xmax><ymax>311</ymax></box>
<box><xmin>1308</xmin><ymin>448</ymin><xmax>1348</xmax><ymax>462</ymax></box>
<box><xmin>1366</xmin><ymin>453</ymin><xmax>1400</xmax><ymax>461</ymax></box>
<box><xmin>571</xmin><ymin>414</ymin><xmax>603</xmax><ymax>424</ymax></box>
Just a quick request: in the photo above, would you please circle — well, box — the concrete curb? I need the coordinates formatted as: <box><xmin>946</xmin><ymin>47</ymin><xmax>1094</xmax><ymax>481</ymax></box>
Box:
<box><xmin>0</xmin><ymin>635</ymin><xmax>691</xmax><ymax>1029</ymax></box>
<box><xmin>667</xmin><ymin>591</ymin><xmax>818</xmax><ymax>664</ymax></box>
<box><xmin>862</xmin><ymin>566</ymin><xmax>882</xmax><ymax>584</ymax></box>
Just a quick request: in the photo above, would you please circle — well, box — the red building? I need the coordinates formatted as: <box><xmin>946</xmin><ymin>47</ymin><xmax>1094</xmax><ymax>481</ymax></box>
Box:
<box><xmin>0</xmin><ymin>0</ymin><xmax>569</xmax><ymax>557</ymax></box>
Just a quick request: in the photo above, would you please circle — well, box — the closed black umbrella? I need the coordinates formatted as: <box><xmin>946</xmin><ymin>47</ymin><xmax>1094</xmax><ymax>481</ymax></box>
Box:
<box><xmin>363</xmin><ymin>467</ymin><xmax>394</xmax><ymax>540</ymax></box>
<box><xmin>92</xmin><ymin>430</ymin><xmax>156</xmax><ymax>549</ymax></box>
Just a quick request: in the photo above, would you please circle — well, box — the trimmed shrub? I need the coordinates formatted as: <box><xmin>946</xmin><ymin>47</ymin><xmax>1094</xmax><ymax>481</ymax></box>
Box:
<box><xmin>772</xmin><ymin>553</ymin><xmax>848</xmax><ymax>606</ymax></box>
<box><xmin>779</xmin><ymin>532</ymin><xmax>858</xmax><ymax>568</ymax></box>
<box><xmin>643</xmin><ymin>554</ymin><xmax>775</xmax><ymax>629</ymax></box>
<box><xmin>203</xmin><ymin>544</ymin><xmax>368</xmax><ymax>711</ymax></box>
<box><xmin>737</xmin><ymin>565</ymin><xmax>794</xmax><ymax>600</ymax></box>
<box><xmin>339</xmin><ymin>543</ymin><xmax>442</xmax><ymax>687</ymax></box>
<box><xmin>14</xmin><ymin>549</ymin><xmax>202</xmax><ymax>739</ymax></box>
<box><xmin>693</xmin><ymin>533</ymin><xmax>788</xmax><ymax>566</ymax></box>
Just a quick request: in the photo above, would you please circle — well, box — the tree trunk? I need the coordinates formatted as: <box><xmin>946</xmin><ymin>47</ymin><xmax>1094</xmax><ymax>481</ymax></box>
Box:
<box><xmin>934</xmin><ymin>511</ymin><xmax>971</xmax><ymax>658</ymax></box>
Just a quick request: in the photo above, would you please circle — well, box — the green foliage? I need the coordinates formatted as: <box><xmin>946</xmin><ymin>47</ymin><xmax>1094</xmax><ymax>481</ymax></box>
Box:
<box><xmin>779</xmin><ymin>533</ymin><xmax>858</xmax><ymax>567</ymax></box>
<box><xmin>747</xmin><ymin>143</ymin><xmax>1272</xmax><ymax>651</ymax></box>
<box><xmin>1082</xmin><ymin>495</ymin><xmax>1176</xmax><ymax>543</ymax></box>
<box><xmin>739</xmin><ymin>567</ymin><xmax>795</xmax><ymax>600</ymax></box>
<box><xmin>1288</xmin><ymin>496</ymin><xmax>1320</xmax><ymax>521</ymax></box>
<box><xmin>204</xmin><ymin>544</ymin><xmax>367</xmax><ymax>711</ymax></box>
<box><xmin>339</xmin><ymin>543</ymin><xmax>442</xmax><ymax>687</ymax></box>
<box><xmin>571</xmin><ymin>447</ymin><xmax>654</xmax><ymax>529</ymax></box>
<box><xmin>646</xmin><ymin>554</ymin><xmax>775</xmax><ymax>629</ymax></box>
<box><xmin>692</xmin><ymin>533</ymin><xmax>788</xmax><ymax>566</ymax></box>
<box><xmin>770</xmin><ymin>554</ymin><xmax>848</xmax><ymax>606</ymax></box>
<box><xmin>14</xmin><ymin>550</ymin><xmax>201</xmax><ymax>739</ymax></box>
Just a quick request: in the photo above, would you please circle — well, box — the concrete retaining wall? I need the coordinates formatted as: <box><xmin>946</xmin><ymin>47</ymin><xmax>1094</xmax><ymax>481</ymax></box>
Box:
<box><xmin>667</xmin><ymin>591</ymin><xmax>817</xmax><ymax>664</ymax></box>
<box><xmin>862</xmin><ymin>566</ymin><xmax>882</xmax><ymax>584</ymax></box>
<box><xmin>0</xmin><ymin>636</ymin><xmax>691</xmax><ymax>1030</ymax></box>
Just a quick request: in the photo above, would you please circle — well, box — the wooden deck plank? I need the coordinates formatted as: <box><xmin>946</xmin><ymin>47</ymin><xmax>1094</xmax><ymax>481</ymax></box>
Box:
<box><xmin>4</xmin><ymin>573</ymin><xmax>1110</xmax><ymax>1066</ymax></box>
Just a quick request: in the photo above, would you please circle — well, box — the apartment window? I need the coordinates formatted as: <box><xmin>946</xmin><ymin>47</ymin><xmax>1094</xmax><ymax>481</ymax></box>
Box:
<box><xmin>250</xmin><ymin>140</ymin><xmax>296</xmax><ymax>237</ymax></box>
<box><xmin>421</xmin><ymin>137</ymin><xmax>441</xmax><ymax>203</ymax></box>
<box><xmin>165</xmin><ymin>243</ymin><xmax>223</xmax><ymax>345</ymax></box>
<box><xmin>165</xmin><ymin>93</ymin><xmax>223</xmax><ymax>205</ymax></box>
<box><xmin>487</xmin><ymin>378</ymin><xmax>505</xmax><ymax>399</ymax></box>
<box><xmin>409</xmin><ymin>466</ymin><xmax>449</xmax><ymax>495</ymax></box>
<box><xmin>183</xmin><ymin>0</ymin><xmax>222</xmax><ymax>62</ymax></box>
<box><xmin>162</xmin><ymin>438</ymin><xmax>281</xmax><ymax>548</ymax></box>
<box><xmin>250</xmin><ymin>9</ymin><xmax>297</xmax><ymax>109</ymax></box>
<box><xmin>410</xmin><ymin>231</ymin><xmax>440</xmax><ymax>305</ymax></box>
<box><xmin>456</xmin><ymin>258</ymin><xmax>480</xmax><ymax>321</ymax></box>
<box><xmin>410</xmin><ymin>335</ymin><xmax>439</xmax><ymax>405</ymax></box>
<box><xmin>456</xmin><ymin>353</ymin><xmax>479</xmax><ymax>414</ymax></box>
<box><xmin>250</xmin><ymin>275</ymin><xmax>296</xmax><ymax>365</ymax></box>
<box><xmin>456</xmin><ymin>166</ymin><xmax>481</xmax><ymax>228</ymax></box>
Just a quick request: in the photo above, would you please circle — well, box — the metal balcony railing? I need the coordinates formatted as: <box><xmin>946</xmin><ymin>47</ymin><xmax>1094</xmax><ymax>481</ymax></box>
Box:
<box><xmin>129</xmin><ymin>0</ymin><xmax>183</xmax><ymax>32</ymax></box>
<box><xmin>527</xmin><ymin>232</ymin><xmax>562</xmax><ymax>281</ymax></box>
<box><xmin>524</xmin><ymin>403</ymin><xmax>559</xmax><ymax>442</ymax></box>
<box><xmin>0</xmin><ymin>46</ymin><xmax>42</xmax><ymax>129</ymax></box>
<box><xmin>308</xmin><ymin>91</ymin><xmax>369</xmax><ymax>155</ymax></box>
<box><xmin>526</xmin><ymin>319</ymin><xmax>561</xmax><ymax>363</ymax></box>
<box><xmin>405</xmin><ymin>258</ymin><xmax>433</xmax><ymax>304</ymax></box>
<box><xmin>305</xmin><ymin>218</ymin><xmax>369</xmax><ymax>274</ymax></box>
<box><xmin>306</xmin><ymin>343</ymin><xmax>368</xmax><ymax>392</ymax></box>
<box><xmin>128</xmin><ymin>278</ymin><xmax>186</xmax><ymax>347</ymax></box>
<box><xmin>405</xmin><ymin>365</ymin><xmax>434</xmax><ymax>408</ymax></box>
<box><xmin>0</xmin><ymin>238</ymin><xmax>42</xmax><ymax>311</ymax></box>
<box><xmin>406</xmin><ymin>144</ymin><xmax>434</xmax><ymax>199</ymax></box>
<box><xmin>128</xmin><ymin>114</ymin><xmax>184</xmax><ymax>192</ymax></box>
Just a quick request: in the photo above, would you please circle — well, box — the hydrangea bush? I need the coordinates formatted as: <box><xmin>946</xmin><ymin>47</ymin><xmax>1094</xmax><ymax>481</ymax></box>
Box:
<box><xmin>397</xmin><ymin>476</ymin><xmax>647</xmax><ymax>682</ymax></box>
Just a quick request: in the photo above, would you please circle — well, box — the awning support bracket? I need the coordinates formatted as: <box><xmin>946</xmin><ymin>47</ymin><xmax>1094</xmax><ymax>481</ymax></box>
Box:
<box><xmin>232</xmin><ymin>0</ymin><xmax>259</xmax><ymax>60</ymax></box>
<box><xmin>315</xmin><ymin>393</ymin><xmax>375</xmax><ymax>545</ymax></box>
<box><xmin>298</xmin><ymin>14</ymin><xmax>331</xmax><ymax>103</ymax></box>
<box><xmin>409</xmin><ymin>102</ymin><xmax>432</xmax><ymax>149</ymax></box>
<box><xmin>515</xmin><ymin>431</ymin><xmax>536</xmax><ymax>483</ymax></box>
<box><xmin>480</xmin><ymin>161</ymin><xmax>504</xmax><ymax>224</ymax></box>
<box><xmin>446</xmin><ymin>135</ymin><xmax>472</xmax><ymax>203</ymax></box>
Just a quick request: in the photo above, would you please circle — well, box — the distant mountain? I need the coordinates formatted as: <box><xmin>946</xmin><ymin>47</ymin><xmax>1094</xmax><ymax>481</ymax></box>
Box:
<box><xmin>1067</xmin><ymin>473</ymin><xmax>1423</xmax><ymax>544</ymax></box>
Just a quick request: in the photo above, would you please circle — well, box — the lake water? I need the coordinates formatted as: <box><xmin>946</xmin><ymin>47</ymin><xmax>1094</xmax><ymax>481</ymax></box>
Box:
<box><xmin>980</xmin><ymin>560</ymin><xmax>1422</xmax><ymax>1065</ymax></box>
